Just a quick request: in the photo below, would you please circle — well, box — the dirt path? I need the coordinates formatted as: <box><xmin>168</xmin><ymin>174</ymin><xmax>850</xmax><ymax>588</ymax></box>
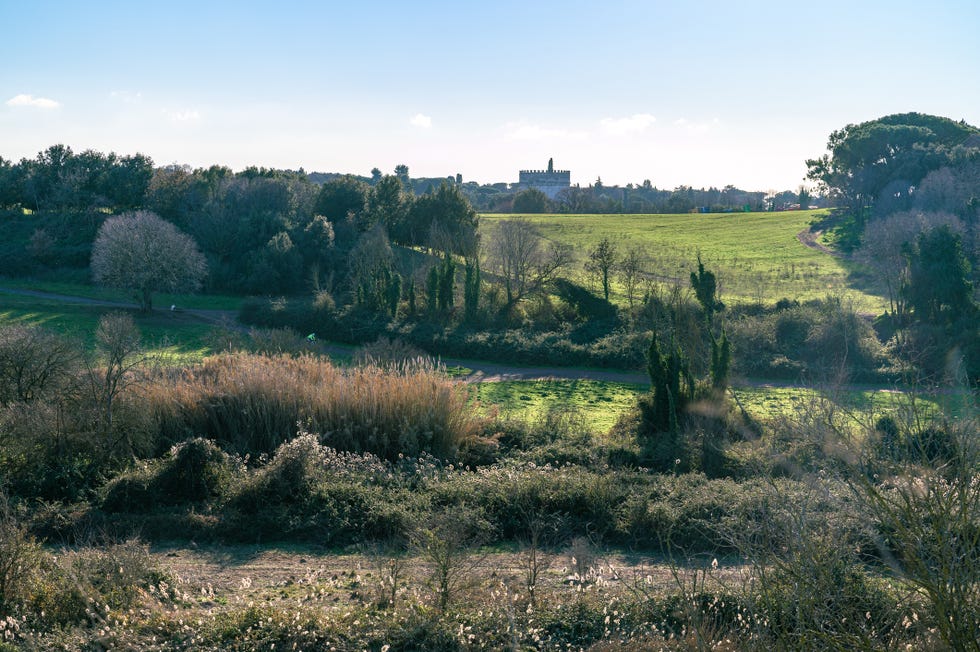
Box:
<box><xmin>0</xmin><ymin>285</ymin><xmax>241</xmax><ymax>329</ymax></box>
<box><xmin>155</xmin><ymin>544</ymin><xmax>744</xmax><ymax>598</ymax></box>
<box><xmin>796</xmin><ymin>227</ymin><xmax>842</xmax><ymax>258</ymax></box>
<box><xmin>0</xmin><ymin>285</ymin><xmax>649</xmax><ymax>383</ymax></box>
<box><xmin>0</xmin><ymin>284</ymin><xmax>920</xmax><ymax>393</ymax></box>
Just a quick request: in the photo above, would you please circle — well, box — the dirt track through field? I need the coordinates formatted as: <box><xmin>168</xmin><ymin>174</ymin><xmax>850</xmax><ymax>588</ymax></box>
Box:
<box><xmin>0</xmin><ymin>285</ymin><xmax>920</xmax><ymax>394</ymax></box>
<box><xmin>156</xmin><ymin>544</ymin><xmax>746</xmax><ymax>599</ymax></box>
<box><xmin>796</xmin><ymin>227</ymin><xmax>842</xmax><ymax>258</ymax></box>
<box><xmin>0</xmin><ymin>284</ymin><xmax>649</xmax><ymax>383</ymax></box>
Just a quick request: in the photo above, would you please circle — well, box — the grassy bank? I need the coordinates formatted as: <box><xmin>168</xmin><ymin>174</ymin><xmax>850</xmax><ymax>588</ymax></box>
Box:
<box><xmin>480</xmin><ymin>211</ymin><xmax>886</xmax><ymax>312</ymax></box>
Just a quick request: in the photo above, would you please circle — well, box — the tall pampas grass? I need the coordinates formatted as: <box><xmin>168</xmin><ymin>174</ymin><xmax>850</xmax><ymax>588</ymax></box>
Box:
<box><xmin>139</xmin><ymin>353</ymin><xmax>476</xmax><ymax>460</ymax></box>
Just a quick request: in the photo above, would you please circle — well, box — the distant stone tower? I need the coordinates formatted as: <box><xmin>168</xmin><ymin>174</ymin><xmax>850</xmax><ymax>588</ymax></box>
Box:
<box><xmin>519</xmin><ymin>158</ymin><xmax>570</xmax><ymax>199</ymax></box>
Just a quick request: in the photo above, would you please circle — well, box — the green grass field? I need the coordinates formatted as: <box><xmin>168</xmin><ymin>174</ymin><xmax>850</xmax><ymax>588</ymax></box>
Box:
<box><xmin>0</xmin><ymin>277</ymin><xmax>243</xmax><ymax>311</ymax></box>
<box><xmin>472</xmin><ymin>378</ymin><xmax>974</xmax><ymax>437</ymax></box>
<box><xmin>480</xmin><ymin>211</ymin><xmax>887</xmax><ymax>313</ymax></box>
<box><xmin>0</xmin><ymin>292</ymin><xmax>217</xmax><ymax>364</ymax></box>
<box><xmin>472</xmin><ymin>379</ymin><xmax>644</xmax><ymax>434</ymax></box>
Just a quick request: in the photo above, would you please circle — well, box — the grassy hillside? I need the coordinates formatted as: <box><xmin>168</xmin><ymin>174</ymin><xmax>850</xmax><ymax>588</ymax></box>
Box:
<box><xmin>0</xmin><ymin>291</ymin><xmax>217</xmax><ymax>363</ymax></box>
<box><xmin>480</xmin><ymin>210</ymin><xmax>886</xmax><ymax>312</ymax></box>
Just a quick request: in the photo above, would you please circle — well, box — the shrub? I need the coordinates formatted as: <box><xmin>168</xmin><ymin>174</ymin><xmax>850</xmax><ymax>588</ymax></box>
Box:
<box><xmin>728</xmin><ymin>298</ymin><xmax>887</xmax><ymax>381</ymax></box>
<box><xmin>224</xmin><ymin>434</ymin><xmax>417</xmax><ymax>543</ymax></box>
<box><xmin>244</xmin><ymin>327</ymin><xmax>311</xmax><ymax>356</ymax></box>
<box><xmin>0</xmin><ymin>400</ymin><xmax>115</xmax><ymax>501</ymax></box>
<box><xmin>0</xmin><ymin>324</ymin><xmax>81</xmax><ymax>406</ymax></box>
<box><xmin>551</xmin><ymin>278</ymin><xmax>618</xmax><ymax>321</ymax></box>
<box><xmin>0</xmin><ymin>493</ymin><xmax>44</xmax><ymax>618</ymax></box>
<box><xmin>66</xmin><ymin>539</ymin><xmax>165</xmax><ymax>611</ymax></box>
<box><xmin>431</xmin><ymin>463</ymin><xmax>627</xmax><ymax>543</ymax></box>
<box><xmin>100</xmin><ymin>438</ymin><xmax>242</xmax><ymax>512</ymax></box>
<box><xmin>855</xmin><ymin>418</ymin><xmax>980</xmax><ymax>650</ymax></box>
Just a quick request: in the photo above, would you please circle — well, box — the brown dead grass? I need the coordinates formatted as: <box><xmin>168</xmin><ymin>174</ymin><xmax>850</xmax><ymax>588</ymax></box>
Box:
<box><xmin>135</xmin><ymin>352</ymin><xmax>479</xmax><ymax>459</ymax></box>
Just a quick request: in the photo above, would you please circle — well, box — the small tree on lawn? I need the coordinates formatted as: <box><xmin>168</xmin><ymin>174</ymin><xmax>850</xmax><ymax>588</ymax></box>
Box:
<box><xmin>91</xmin><ymin>210</ymin><xmax>207</xmax><ymax>312</ymax></box>
<box><xmin>586</xmin><ymin>236</ymin><xmax>617</xmax><ymax>301</ymax></box>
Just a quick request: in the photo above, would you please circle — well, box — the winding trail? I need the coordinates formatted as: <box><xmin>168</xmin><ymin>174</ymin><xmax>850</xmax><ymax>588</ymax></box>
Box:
<box><xmin>0</xmin><ymin>284</ymin><xmax>647</xmax><ymax>383</ymax></box>
<box><xmin>0</xmin><ymin>284</ymin><xmax>922</xmax><ymax>394</ymax></box>
<box><xmin>796</xmin><ymin>226</ymin><xmax>842</xmax><ymax>258</ymax></box>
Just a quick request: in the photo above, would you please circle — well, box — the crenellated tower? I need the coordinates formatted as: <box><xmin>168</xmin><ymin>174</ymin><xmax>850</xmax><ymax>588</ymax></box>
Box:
<box><xmin>518</xmin><ymin>158</ymin><xmax>571</xmax><ymax>199</ymax></box>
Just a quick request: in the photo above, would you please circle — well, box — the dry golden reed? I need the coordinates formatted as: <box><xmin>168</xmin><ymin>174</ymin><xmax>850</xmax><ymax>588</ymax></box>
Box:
<box><xmin>138</xmin><ymin>352</ymin><xmax>477</xmax><ymax>459</ymax></box>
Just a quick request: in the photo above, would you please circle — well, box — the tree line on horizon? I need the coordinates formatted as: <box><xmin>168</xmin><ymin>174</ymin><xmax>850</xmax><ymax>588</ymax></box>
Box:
<box><xmin>0</xmin><ymin>143</ymin><xmax>815</xmax><ymax>217</ymax></box>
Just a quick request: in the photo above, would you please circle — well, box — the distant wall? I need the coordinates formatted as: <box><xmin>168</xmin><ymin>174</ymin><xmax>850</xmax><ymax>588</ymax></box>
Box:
<box><xmin>518</xmin><ymin>170</ymin><xmax>571</xmax><ymax>199</ymax></box>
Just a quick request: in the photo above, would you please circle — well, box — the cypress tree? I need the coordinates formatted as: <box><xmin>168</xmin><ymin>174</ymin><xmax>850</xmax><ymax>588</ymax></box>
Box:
<box><xmin>387</xmin><ymin>271</ymin><xmax>402</xmax><ymax>318</ymax></box>
<box><xmin>464</xmin><ymin>258</ymin><xmax>480</xmax><ymax>323</ymax></box>
<box><xmin>427</xmin><ymin>265</ymin><xmax>439</xmax><ymax>314</ymax></box>
<box><xmin>406</xmin><ymin>278</ymin><xmax>417</xmax><ymax>316</ymax></box>
<box><xmin>438</xmin><ymin>252</ymin><xmax>456</xmax><ymax>312</ymax></box>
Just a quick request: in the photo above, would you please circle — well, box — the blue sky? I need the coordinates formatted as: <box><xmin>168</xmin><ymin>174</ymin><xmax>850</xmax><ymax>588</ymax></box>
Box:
<box><xmin>2</xmin><ymin>0</ymin><xmax>978</xmax><ymax>191</ymax></box>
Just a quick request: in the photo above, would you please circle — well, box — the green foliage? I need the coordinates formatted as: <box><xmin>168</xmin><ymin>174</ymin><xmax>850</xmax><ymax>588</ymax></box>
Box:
<box><xmin>0</xmin><ymin>144</ymin><xmax>153</xmax><ymax>212</ymax></box>
<box><xmin>224</xmin><ymin>434</ymin><xmax>417</xmax><ymax>543</ymax></box>
<box><xmin>100</xmin><ymin>438</ymin><xmax>242</xmax><ymax>512</ymax></box>
<box><xmin>511</xmin><ymin>187</ymin><xmax>550</xmax><ymax>213</ymax></box>
<box><xmin>585</xmin><ymin>236</ymin><xmax>617</xmax><ymax>301</ymax></box>
<box><xmin>551</xmin><ymin>278</ymin><xmax>617</xmax><ymax>322</ymax></box>
<box><xmin>643</xmin><ymin>332</ymin><xmax>694</xmax><ymax>438</ymax></box>
<box><xmin>406</xmin><ymin>182</ymin><xmax>479</xmax><ymax>256</ymax></box>
<box><xmin>463</xmin><ymin>257</ymin><xmax>480</xmax><ymax>323</ymax></box>
<box><xmin>903</xmin><ymin>224</ymin><xmax>975</xmax><ymax>326</ymax></box>
<box><xmin>710</xmin><ymin>330</ymin><xmax>730</xmax><ymax>390</ymax></box>
<box><xmin>426</xmin><ymin>264</ymin><xmax>439</xmax><ymax>314</ymax></box>
<box><xmin>370</xmin><ymin>175</ymin><xmax>409</xmax><ymax>235</ymax></box>
<box><xmin>807</xmin><ymin>112</ymin><xmax>978</xmax><ymax>217</ymax></box>
<box><xmin>313</xmin><ymin>175</ymin><xmax>369</xmax><ymax>224</ymax></box>
<box><xmin>855</xmin><ymin>419</ymin><xmax>980</xmax><ymax>650</ymax></box>
<box><xmin>727</xmin><ymin>298</ymin><xmax>887</xmax><ymax>381</ymax></box>
<box><xmin>689</xmin><ymin>255</ymin><xmax>722</xmax><ymax>325</ymax></box>
<box><xmin>406</xmin><ymin>277</ymin><xmax>417</xmax><ymax>316</ymax></box>
<box><xmin>356</xmin><ymin>264</ymin><xmax>402</xmax><ymax>318</ymax></box>
<box><xmin>237</xmin><ymin>294</ymin><xmax>339</xmax><ymax>341</ymax></box>
<box><xmin>0</xmin><ymin>493</ymin><xmax>44</xmax><ymax>617</ymax></box>
<box><xmin>437</xmin><ymin>251</ymin><xmax>456</xmax><ymax>312</ymax></box>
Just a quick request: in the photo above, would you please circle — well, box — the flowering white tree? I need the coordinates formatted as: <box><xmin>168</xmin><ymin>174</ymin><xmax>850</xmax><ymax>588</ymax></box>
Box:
<box><xmin>91</xmin><ymin>210</ymin><xmax>207</xmax><ymax>312</ymax></box>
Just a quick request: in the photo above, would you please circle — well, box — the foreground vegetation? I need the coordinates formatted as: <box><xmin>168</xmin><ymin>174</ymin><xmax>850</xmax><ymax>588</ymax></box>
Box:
<box><xmin>0</xmin><ymin>312</ymin><xmax>977</xmax><ymax>649</ymax></box>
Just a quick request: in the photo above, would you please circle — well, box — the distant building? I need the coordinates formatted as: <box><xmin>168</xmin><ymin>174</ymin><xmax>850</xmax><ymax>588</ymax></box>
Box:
<box><xmin>518</xmin><ymin>158</ymin><xmax>570</xmax><ymax>199</ymax></box>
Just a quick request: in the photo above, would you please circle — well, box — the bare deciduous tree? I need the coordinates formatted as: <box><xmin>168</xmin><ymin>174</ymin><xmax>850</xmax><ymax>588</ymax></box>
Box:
<box><xmin>619</xmin><ymin>245</ymin><xmax>644</xmax><ymax>310</ymax></box>
<box><xmin>585</xmin><ymin>236</ymin><xmax>617</xmax><ymax>301</ymax></box>
<box><xmin>857</xmin><ymin>210</ymin><xmax>963</xmax><ymax>320</ymax></box>
<box><xmin>89</xmin><ymin>312</ymin><xmax>147</xmax><ymax>458</ymax></box>
<box><xmin>0</xmin><ymin>324</ymin><xmax>80</xmax><ymax>406</ymax></box>
<box><xmin>91</xmin><ymin>210</ymin><xmax>208</xmax><ymax>312</ymax></box>
<box><xmin>487</xmin><ymin>218</ymin><xmax>572</xmax><ymax>305</ymax></box>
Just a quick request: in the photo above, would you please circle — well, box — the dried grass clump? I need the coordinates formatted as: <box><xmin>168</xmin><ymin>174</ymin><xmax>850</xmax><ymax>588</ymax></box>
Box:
<box><xmin>142</xmin><ymin>352</ymin><xmax>477</xmax><ymax>460</ymax></box>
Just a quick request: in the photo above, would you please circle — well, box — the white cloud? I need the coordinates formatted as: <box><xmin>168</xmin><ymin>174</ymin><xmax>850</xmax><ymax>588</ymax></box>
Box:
<box><xmin>410</xmin><ymin>113</ymin><xmax>432</xmax><ymax>128</ymax></box>
<box><xmin>599</xmin><ymin>113</ymin><xmax>656</xmax><ymax>135</ymax></box>
<box><xmin>503</xmin><ymin>121</ymin><xmax>588</xmax><ymax>141</ymax></box>
<box><xmin>165</xmin><ymin>109</ymin><xmax>201</xmax><ymax>123</ymax></box>
<box><xmin>6</xmin><ymin>94</ymin><xmax>60</xmax><ymax>109</ymax></box>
